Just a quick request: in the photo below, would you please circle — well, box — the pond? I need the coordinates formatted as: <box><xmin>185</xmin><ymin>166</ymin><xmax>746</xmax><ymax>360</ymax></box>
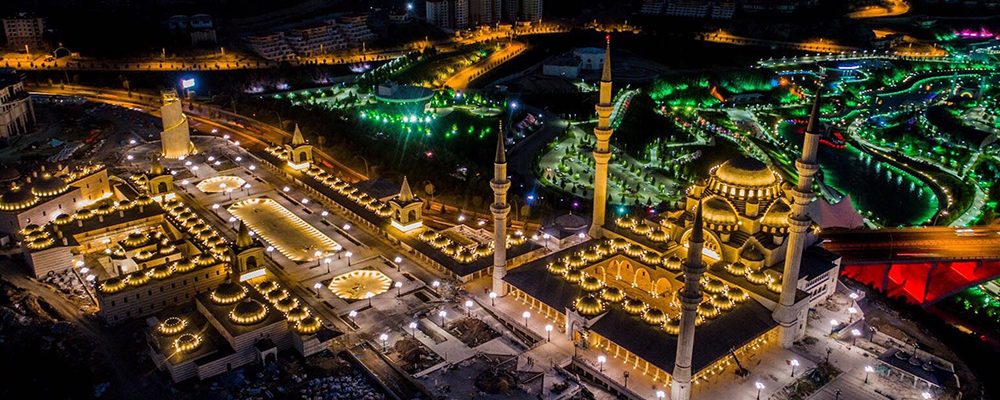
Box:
<box><xmin>779</xmin><ymin>122</ymin><xmax>938</xmax><ymax>226</ymax></box>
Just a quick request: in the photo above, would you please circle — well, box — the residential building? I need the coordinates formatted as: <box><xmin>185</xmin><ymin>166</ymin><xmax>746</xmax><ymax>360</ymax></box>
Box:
<box><xmin>286</xmin><ymin>24</ymin><xmax>346</xmax><ymax>56</ymax></box>
<box><xmin>2</xmin><ymin>13</ymin><xmax>45</xmax><ymax>50</ymax></box>
<box><xmin>245</xmin><ymin>32</ymin><xmax>296</xmax><ymax>61</ymax></box>
<box><xmin>0</xmin><ymin>69</ymin><xmax>35</xmax><ymax>140</ymax></box>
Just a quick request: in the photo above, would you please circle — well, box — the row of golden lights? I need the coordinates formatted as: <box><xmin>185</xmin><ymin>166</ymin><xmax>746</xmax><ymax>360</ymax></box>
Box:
<box><xmin>253</xmin><ymin>280</ymin><xmax>321</xmax><ymax>334</ymax></box>
<box><xmin>21</xmin><ymin>195</ymin><xmax>156</xmax><ymax>251</ymax></box>
<box><xmin>0</xmin><ymin>164</ymin><xmax>104</xmax><ymax>211</ymax></box>
<box><xmin>265</xmin><ymin>147</ymin><xmax>396</xmax><ymax>219</ymax></box>
<box><xmin>546</xmin><ymin>239</ymin><xmax>751</xmax><ymax>334</ymax></box>
<box><xmin>418</xmin><ymin>229</ymin><xmax>527</xmax><ymax>264</ymax></box>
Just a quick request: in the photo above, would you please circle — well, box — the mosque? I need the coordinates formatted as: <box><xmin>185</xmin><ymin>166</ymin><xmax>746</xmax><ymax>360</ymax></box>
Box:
<box><xmin>491</xmin><ymin>37</ymin><xmax>841</xmax><ymax>399</ymax></box>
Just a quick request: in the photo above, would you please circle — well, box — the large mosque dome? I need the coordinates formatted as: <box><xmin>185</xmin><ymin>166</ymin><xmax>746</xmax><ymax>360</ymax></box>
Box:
<box><xmin>713</xmin><ymin>157</ymin><xmax>779</xmax><ymax>188</ymax></box>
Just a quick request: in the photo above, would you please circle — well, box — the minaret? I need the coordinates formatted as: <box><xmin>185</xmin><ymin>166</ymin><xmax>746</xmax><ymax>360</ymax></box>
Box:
<box><xmin>589</xmin><ymin>35</ymin><xmax>614</xmax><ymax>237</ymax></box>
<box><xmin>491</xmin><ymin>120</ymin><xmax>511</xmax><ymax>296</ymax></box>
<box><xmin>671</xmin><ymin>202</ymin><xmax>705</xmax><ymax>400</ymax></box>
<box><xmin>775</xmin><ymin>87</ymin><xmax>823</xmax><ymax>348</ymax></box>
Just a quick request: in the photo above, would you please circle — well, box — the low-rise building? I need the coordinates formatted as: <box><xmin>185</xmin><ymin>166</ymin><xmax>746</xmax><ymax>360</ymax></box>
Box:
<box><xmin>0</xmin><ymin>163</ymin><xmax>110</xmax><ymax>240</ymax></box>
<box><xmin>2</xmin><ymin>13</ymin><xmax>45</xmax><ymax>50</ymax></box>
<box><xmin>245</xmin><ymin>32</ymin><xmax>296</xmax><ymax>61</ymax></box>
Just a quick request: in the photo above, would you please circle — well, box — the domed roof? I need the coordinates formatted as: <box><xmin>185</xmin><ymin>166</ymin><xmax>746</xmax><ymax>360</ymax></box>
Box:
<box><xmin>740</xmin><ymin>241</ymin><xmax>765</xmax><ymax>262</ymax></box>
<box><xmin>574</xmin><ymin>295</ymin><xmax>604</xmax><ymax>316</ymax></box>
<box><xmin>702</xmin><ymin>196</ymin><xmax>739</xmax><ymax>226</ymax></box>
<box><xmin>0</xmin><ymin>167</ymin><xmax>20</xmax><ymax>182</ymax></box>
<box><xmin>0</xmin><ymin>185</ymin><xmax>38</xmax><ymax>209</ymax></box>
<box><xmin>714</xmin><ymin>157</ymin><xmax>778</xmax><ymax>187</ymax></box>
<box><xmin>31</xmin><ymin>174</ymin><xmax>68</xmax><ymax>196</ymax></box>
<box><xmin>642</xmin><ymin>308</ymin><xmax>666</xmax><ymax>325</ymax></box>
<box><xmin>761</xmin><ymin>198</ymin><xmax>792</xmax><ymax>227</ymax></box>
<box><xmin>211</xmin><ymin>282</ymin><xmax>247</xmax><ymax>304</ymax></box>
<box><xmin>229</xmin><ymin>299</ymin><xmax>268</xmax><ymax>325</ymax></box>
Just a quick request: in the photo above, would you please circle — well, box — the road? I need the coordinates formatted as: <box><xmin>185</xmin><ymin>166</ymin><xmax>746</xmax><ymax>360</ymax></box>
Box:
<box><xmin>444</xmin><ymin>41</ymin><xmax>526</xmax><ymax>91</ymax></box>
<box><xmin>821</xmin><ymin>226</ymin><xmax>1000</xmax><ymax>263</ymax></box>
<box><xmin>848</xmin><ymin>0</ymin><xmax>911</xmax><ymax>19</ymax></box>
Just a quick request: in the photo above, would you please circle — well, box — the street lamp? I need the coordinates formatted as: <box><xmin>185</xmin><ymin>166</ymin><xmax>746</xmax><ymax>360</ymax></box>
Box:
<box><xmin>544</xmin><ymin>324</ymin><xmax>553</xmax><ymax>342</ymax></box>
<box><xmin>379</xmin><ymin>333</ymin><xmax>389</xmax><ymax>352</ymax></box>
<box><xmin>848</xmin><ymin>307</ymin><xmax>858</xmax><ymax>323</ymax></box>
<box><xmin>864</xmin><ymin>365</ymin><xmax>874</xmax><ymax>383</ymax></box>
<box><xmin>464</xmin><ymin>300</ymin><xmax>474</xmax><ymax>317</ymax></box>
<box><xmin>851</xmin><ymin>328</ymin><xmax>862</xmax><ymax>345</ymax></box>
<box><xmin>597</xmin><ymin>355</ymin><xmax>606</xmax><ymax>372</ymax></box>
<box><xmin>438</xmin><ymin>310</ymin><xmax>447</xmax><ymax>326</ymax></box>
<box><xmin>393</xmin><ymin>256</ymin><xmax>403</xmax><ymax>269</ymax></box>
<box><xmin>408</xmin><ymin>321</ymin><xmax>418</xmax><ymax>336</ymax></box>
<box><xmin>432</xmin><ymin>280</ymin><xmax>440</xmax><ymax>291</ymax></box>
<box><xmin>366</xmin><ymin>291</ymin><xmax>374</xmax><ymax>307</ymax></box>
<box><xmin>655</xmin><ymin>391</ymin><xmax>665</xmax><ymax>399</ymax></box>
<box><xmin>755</xmin><ymin>381</ymin><xmax>765</xmax><ymax>400</ymax></box>
<box><xmin>324</xmin><ymin>258</ymin><xmax>331</xmax><ymax>273</ymax></box>
<box><xmin>348</xmin><ymin>310</ymin><xmax>358</xmax><ymax>324</ymax></box>
<box><xmin>829</xmin><ymin>319</ymin><xmax>839</xmax><ymax>335</ymax></box>
<box><xmin>489</xmin><ymin>291</ymin><xmax>497</xmax><ymax>306</ymax></box>
<box><xmin>313</xmin><ymin>282</ymin><xmax>322</xmax><ymax>295</ymax></box>
<box><xmin>921</xmin><ymin>392</ymin><xmax>932</xmax><ymax>400</ymax></box>
<box><xmin>790</xmin><ymin>359</ymin><xmax>799</xmax><ymax>377</ymax></box>
<box><xmin>522</xmin><ymin>311</ymin><xmax>531</xmax><ymax>328</ymax></box>
<box><xmin>623</xmin><ymin>371</ymin><xmax>629</xmax><ymax>388</ymax></box>
<box><xmin>346</xmin><ymin>251</ymin><xmax>353</xmax><ymax>266</ymax></box>
<box><xmin>395</xmin><ymin>281</ymin><xmax>403</xmax><ymax>296</ymax></box>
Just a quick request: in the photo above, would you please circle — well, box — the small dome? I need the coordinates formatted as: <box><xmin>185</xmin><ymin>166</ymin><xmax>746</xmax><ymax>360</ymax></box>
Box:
<box><xmin>295</xmin><ymin>315</ymin><xmax>322</xmax><ymax>334</ymax></box>
<box><xmin>30</xmin><ymin>174</ymin><xmax>69</xmax><ymax>197</ymax></box>
<box><xmin>149</xmin><ymin>264</ymin><xmax>174</xmax><ymax>279</ymax></box>
<box><xmin>580</xmin><ymin>276</ymin><xmax>602</xmax><ymax>292</ymax></box>
<box><xmin>100</xmin><ymin>277</ymin><xmax>127</xmax><ymax>293</ymax></box>
<box><xmin>726</xmin><ymin>262</ymin><xmax>749</xmax><ymax>276</ymax></box>
<box><xmin>564</xmin><ymin>269</ymin><xmax>583</xmax><ymax>283</ymax></box>
<box><xmin>702</xmin><ymin>196</ymin><xmax>739</xmax><ymax>226</ymax></box>
<box><xmin>739</xmin><ymin>242</ymin><xmax>765</xmax><ymax>262</ymax></box>
<box><xmin>157</xmin><ymin>316</ymin><xmax>187</xmax><ymax>335</ymax></box>
<box><xmin>546</xmin><ymin>262</ymin><xmax>568</xmax><ymax>275</ymax></box>
<box><xmin>0</xmin><ymin>167</ymin><xmax>21</xmax><ymax>182</ymax></box>
<box><xmin>53</xmin><ymin>213</ymin><xmax>73</xmax><ymax>225</ymax></box>
<box><xmin>173</xmin><ymin>259</ymin><xmax>196</xmax><ymax>273</ymax></box>
<box><xmin>662</xmin><ymin>256</ymin><xmax>683</xmax><ymax>271</ymax></box>
<box><xmin>664</xmin><ymin>318</ymin><xmax>681</xmax><ymax>335</ymax></box>
<box><xmin>174</xmin><ymin>333</ymin><xmax>203</xmax><ymax>353</ymax></box>
<box><xmin>601</xmin><ymin>286</ymin><xmax>625</xmax><ymax>302</ymax></box>
<box><xmin>713</xmin><ymin>157</ymin><xmax>778</xmax><ymax>187</ymax></box>
<box><xmin>642</xmin><ymin>308</ymin><xmax>666</xmax><ymax>325</ymax></box>
<box><xmin>229</xmin><ymin>299</ymin><xmax>268</xmax><ymax>325</ymax></box>
<box><xmin>285</xmin><ymin>306</ymin><xmax>310</xmax><ymax>321</ymax></box>
<box><xmin>698</xmin><ymin>302</ymin><xmax>720</xmax><ymax>318</ymax></box>
<box><xmin>274</xmin><ymin>296</ymin><xmax>298</xmax><ymax>312</ymax></box>
<box><xmin>623</xmin><ymin>298</ymin><xmax>646</xmax><ymax>315</ymax></box>
<box><xmin>0</xmin><ymin>185</ymin><xmax>38</xmax><ymax>209</ymax></box>
<box><xmin>256</xmin><ymin>280</ymin><xmax>279</xmax><ymax>293</ymax></box>
<box><xmin>574</xmin><ymin>295</ymin><xmax>604</xmax><ymax>316</ymax></box>
<box><xmin>211</xmin><ymin>282</ymin><xmax>247</xmax><ymax>305</ymax></box>
<box><xmin>76</xmin><ymin>208</ymin><xmax>94</xmax><ymax>220</ymax></box>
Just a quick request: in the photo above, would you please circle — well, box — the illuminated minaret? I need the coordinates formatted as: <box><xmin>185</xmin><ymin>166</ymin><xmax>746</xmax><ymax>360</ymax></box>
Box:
<box><xmin>589</xmin><ymin>35</ymin><xmax>614</xmax><ymax>237</ymax></box>
<box><xmin>671</xmin><ymin>202</ymin><xmax>705</xmax><ymax>400</ymax></box>
<box><xmin>159</xmin><ymin>90</ymin><xmax>194</xmax><ymax>159</ymax></box>
<box><xmin>775</xmin><ymin>87</ymin><xmax>823</xmax><ymax>348</ymax></box>
<box><xmin>491</xmin><ymin>120</ymin><xmax>511</xmax><ymax>296</ymax></box>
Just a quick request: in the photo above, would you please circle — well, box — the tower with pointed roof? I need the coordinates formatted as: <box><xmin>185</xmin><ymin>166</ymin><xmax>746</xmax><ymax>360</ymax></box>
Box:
<box><xmin>775</xmin><ymin>87</ymin><xmax>823</xmax><ymax>348</ymax></box>
<box><xmin>671</xmin><ymin>202</ymin><xmax>705</xmax><ymax>400</ymax></box>
<box><xmin>232</xmin><ymin>220</ymin><xmax>265</xmax><ymax>278</ymax></box>
<box><xmin>491</xmin><ymin>120</ymin><xmax>511</xmax><ymax>295</ymax></box>
<box><xmin>159</xmin><ymin>90</ymin><xmax>194</xmax><ymax>159</ymax></box>
<box><xmin>589</xmin><ymin>35</ymin><xmax>614</xmax><ymax>237</ymax></box>
<box><xmin>389</xmin><ymin>176</ymin><xmax>424</xmax><ymax>232</ymax></box>
<box><xmin>285</xmin><ymin>124</ymin><xmax>314</xmax><ymax>170</ymax></box>
<box><xmin>145</xmin><ymin>157</ymin><xmax>174</xmax><ymax>200</ymax></box>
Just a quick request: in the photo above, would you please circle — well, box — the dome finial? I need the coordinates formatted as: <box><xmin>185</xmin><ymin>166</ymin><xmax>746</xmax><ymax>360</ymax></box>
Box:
<box><xmin>495</xmin><ymin>120</ymin><xmax>506</xmax><ymax>164</ymax></box>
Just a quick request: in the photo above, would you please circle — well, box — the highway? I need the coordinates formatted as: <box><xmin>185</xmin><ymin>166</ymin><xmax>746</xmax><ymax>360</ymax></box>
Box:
<box><xmin>821</xmin><ymin>226</ymin><xmax>1000</xmax><ymax>263</ymax></box>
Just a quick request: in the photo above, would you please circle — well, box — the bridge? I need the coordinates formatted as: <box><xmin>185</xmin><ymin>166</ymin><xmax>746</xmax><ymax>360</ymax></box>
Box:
<box><xmin>823</xmin><ymin>226</ymin><xmax>1000</xmax><ymax>306</ymax></box>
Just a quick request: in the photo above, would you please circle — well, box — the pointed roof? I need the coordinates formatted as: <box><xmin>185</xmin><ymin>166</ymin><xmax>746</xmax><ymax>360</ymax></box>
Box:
<box><xmin>805</xmin><ymin>86</ymin><xmax>823</xmax><ymax>135</ymax></box>
<box><xmin>495</xmin><ymin>120</ymin><xmax>506</xmax><ymax>164</ymax></box>
<box><xmin>235</xmin><ymin>220</ymin><xmax>254</xmax><ymax>248</ymax></box>
<box><xmin>149</xmin><ymin>157</ymin><xmax>164</xmax><ymax>176</ymax></box>
<box><xmin>398</xmin><ymin>176</ymin><xmax>414</xmax><ymax>203</ymax></box>
<box><xmin>291</xmin><ymin>124</ymin><xmax>306</xmax><ymax>146</ymax></box>
<box><xmin>691</xmin><ymin>200</ymin><xmax>704</xmax><ymax>244</ymax></box>
<box><xmin>602</xmin><ymin>34</ymin><xmax>612</xmax><ymax>82</ymax></box>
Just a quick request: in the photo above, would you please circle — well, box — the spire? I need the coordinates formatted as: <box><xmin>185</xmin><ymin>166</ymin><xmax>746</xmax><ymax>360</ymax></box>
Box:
<box><xmin>235</xmin><ymin>220</ymin><xmax>254</xmax><ymax>248</ymax></box>
<box><xmin>398</xmin><ymin>176</ymin><xmax>414</xmax><ymax>202</ymax></box>
<box><xmin>686</xmin><ymin>200</ymin><xmax>704</xmax><ymax>266</ymax></box>
<box><xmin>691</xmin><ymin>200</ymin><xmax>704</xmax><ymax>243</ymax></box>
<box><xmin>805</xmin><ymin>86</ymin><xmax>823</xmax><ymax>135</ymax></box>
<box><xmin>291</xmin><ymin>124</ymin><xmax>306</xmax><ymax>146</ymax></box>
<box><xmin>601</xmin><ymin>34</ymin><xmax>612</xmax><ymax>82</ymax></box>
<box><xmin>495</xmin><ymin>120</ymin><xmax>506</xmax><ymax>164</ymax></box>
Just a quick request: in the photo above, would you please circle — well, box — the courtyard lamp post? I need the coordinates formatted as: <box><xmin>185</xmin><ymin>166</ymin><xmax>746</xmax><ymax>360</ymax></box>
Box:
<box><xmin>348</xmin><ymin>310</ymin><xmax>357</xmax><ymax>325</ymax></box>
<box><xmin>597</xmin><ymin>355</ymin><xmax>606</xmax><ymax>373</ymax></box>
<box><xmin>379</xmin><ymin>333</ymin><xmax>389</xmax><ymax>352</ymax></box>
<box><xmin>655</xmin><ymin>390</ymin><xmax>665</xmax><ymax>399</ymax></box>
<box><xmin>922</xmin><ymin>392</ymin><xmax>932</xmax><ymax>400</ymax></box>
<box><xmin>393</xmin><ymin>256</ymin><xmax>402</xmax><ymax>270</ymax></box>
<box><xmin>851</xmin><ymin>329</ymin><xmax>862</xmax><ymax>346</ymax></box>
<box><xmin>324</xmin><ymin>258</ymin><xmax>331</xmax><ymax>273</ymax></box>
<box><xmin>409</xmin><ymin>321</ymin><xmax>418</xmax><ymax>337</ymax></box>
<box><xmin>848</xmin><ymin>307</ymin><xmax>858</xmax><ymax>323</ymax></box>
<box><xmin>313</xmin><ymin>282</ymin><xmax>322</xmax><ymax>295</ymax></box>
<box><xmin>346</xmin><ymin>251</ymin><xmax>353</xmax><ymax>266</ymax></box>
<box><xmin>432</xmin><ymin>280</ymin><xmax>440</xmax><ymax>292</ymax></box>
<box><xmin>755</xmin><ymin>381</ymin><xmax>765</xmax><ymax>400</ymax></box>
<box><xmin>489</xmin><ymin>291</ymin><xmax>497</xmax><ymax>306</ymax></box>
<box><xmin>438</xmin><ymin>310</ymin><xmax>447</xmax><ymax>326</ymax></box>
<box><xmin>623</xmin><ymin>371</ymin><xmax>629</xmax><ymax>388</ymax></box>
<box><xmin>864</xmin><ymin>365</ymin><xmax>874</xmax><ymax>384</ymax></box>
<box><xmin>366</xmin><ymin>291</ymin><xmax>374</xmax><ymax>307</ymax></box>
<box><xmin>544</xmin><ymin>324</ymin><xmax>553</xmax><ymax>342</ymax></box>
<box><xmin>396</xmin><ymin>281</ymin><xmax>403</xmax><ymax>297</ymax></box>
<box><xmin>522</xmin><ymin>311</ymin><xmax>531</xmax><ymax>328</ymax></box>
<box><xmin>464</xmin><ymin>300</ymin><xmax>474</xmax><ymax>317</ymax></box>
<box><xmin>829</xmin><ymin>319</ymin><xmax>839</xmax><ymax>336</ymax></box>
<box><xmin>314</xmin><ymin>251</ymin><xmax>323</xmax><ymax>267</ymax></box>
<box><xmin>790</xmin><ymin>359</ymin><xmax>799</xmax><ymax>377</ymax></box>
